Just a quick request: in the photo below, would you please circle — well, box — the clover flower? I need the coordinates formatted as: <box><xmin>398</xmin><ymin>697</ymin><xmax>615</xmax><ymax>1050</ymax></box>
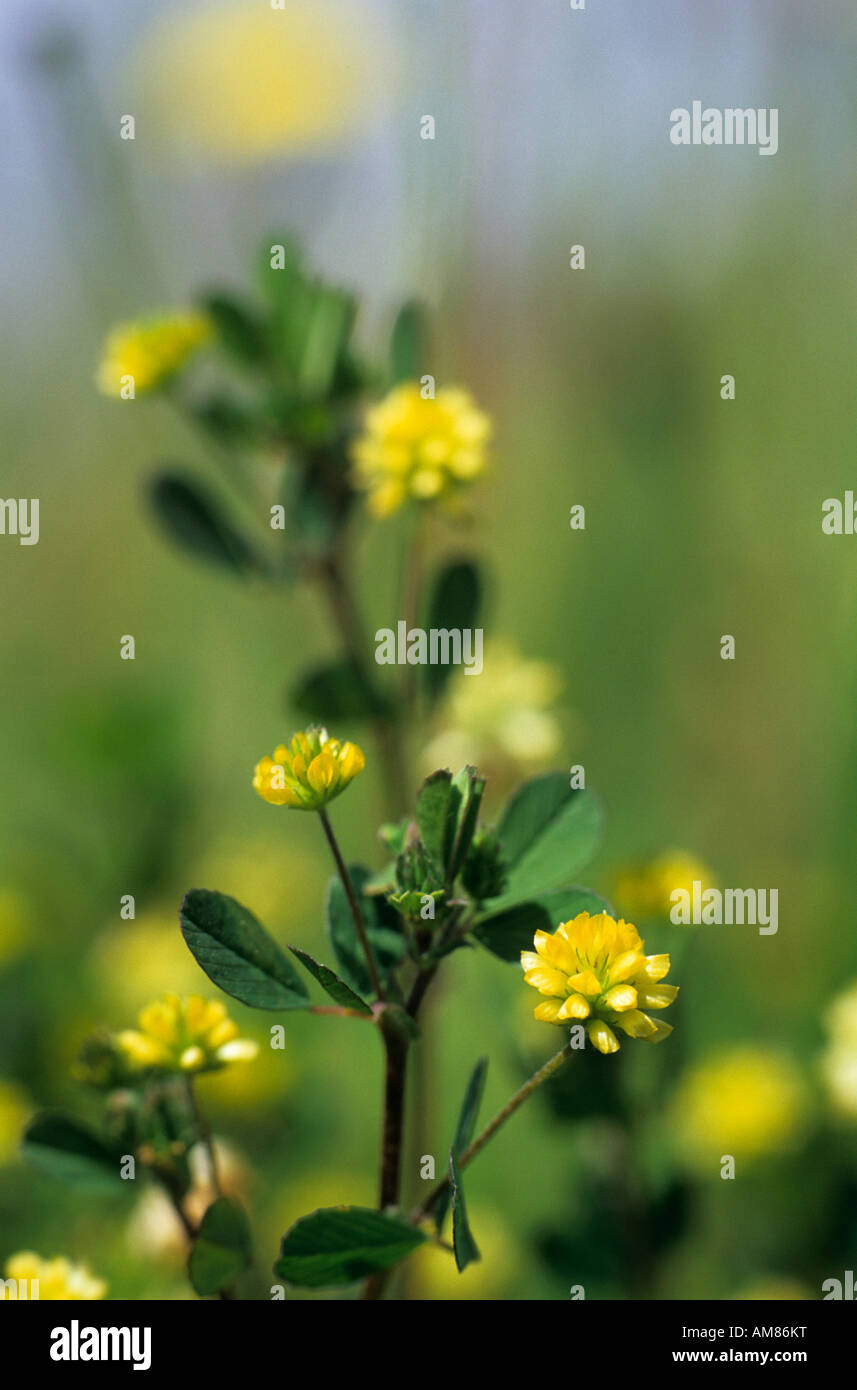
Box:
<box><xmin>96</xmin><ymin>311</ymin><xmax>212</xmax><ymax>396</ymax></box>
<box><xmin>421</xmin><ymin>641</ymin><xmax>563</xmax><ymax>788</ymax></box>
<box><xmin>253</xmin><ymin>727</ymin><xmax>365</xmax><ymax>810</ymax></box>
<box><xmin>133</xmin><ymin>1</ymin><xmax>393</xmax><ymax>165</ymax></box>
<box><xmin>1</xmin><ymin>1252</ymin><xmax>106</xmax><ymax>1300</ymax></box>
<box><xmin>614</xmin><ymin>848</ymin><xmax>712</xmax><ymax>923</ymax></box>
<box><xmin>671</xmin><ymin>1046</ymin><xmax>808</xmax><ymax>1167</ymax></box>
<box><xmin>521</xmin><ymin>911</ymin><xmax>677</xmax><ymax>1054</ymax></box>
<box><xmin>116</xmin><ymin>994</ymin><xmax>258</xmax><ymax>1076</ymax></box>
<box><xmin>351</xmin><ymin>383</ymin><xmax>491</xmax><ymax>518</ymax></box>
<box><xmin>820</xmin><ymin>979</ymin><xmax>857</xmax><ymax>1120</ymax></box>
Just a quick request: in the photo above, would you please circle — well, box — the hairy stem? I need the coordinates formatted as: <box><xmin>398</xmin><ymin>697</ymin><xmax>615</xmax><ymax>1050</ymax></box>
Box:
<box><xmin>318</xmin><ymin>808</ymin><xmax>385</xmax><ymax>999</ymax></box>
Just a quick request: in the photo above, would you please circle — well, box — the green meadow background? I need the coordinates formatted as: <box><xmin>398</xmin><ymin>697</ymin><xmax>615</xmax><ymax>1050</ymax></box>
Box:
<box><xmin>2</xmin><ymin>0</ymin><xmax>857</xmax><ymax>1298</ymax></box>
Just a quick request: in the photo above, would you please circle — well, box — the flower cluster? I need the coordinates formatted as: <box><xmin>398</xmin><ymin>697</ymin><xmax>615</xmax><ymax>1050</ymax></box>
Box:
<box><xmin>350</xmin><ymin>383</ymin><xmax>491</xmax><ymax>518</ymax></box>
<box><xmin>115</xmin><ymin>994</ymin><xmax>258</xmax><ymax>1076</ymax></box>
<box><xmin>1</xmin><ymin>1252</ymin><xmax>106</xmax><ymax>1300</ymax></box>
<box><xmin>671</xmin><ymin>1046</ymin><xmax>807</xmax><ymax>1166</ymax></box>
<box><xmin>614</xmin><ymin>849</ymin><xmax>712</xmax><ymax>923</ymax></box>
<box><xmin>253</xmin><ymin>727</ymin><xmax>365</xmax><ymax>810</ymax></box>
<box><xmin>521</xmin><ymin>911</ymin><xmax>677</xmax><ymax>1054</ymax></box>
<box><xmin>96</xmin><ymin>311</ymin><xmax>212</xmax><ymax>396</ymax></box>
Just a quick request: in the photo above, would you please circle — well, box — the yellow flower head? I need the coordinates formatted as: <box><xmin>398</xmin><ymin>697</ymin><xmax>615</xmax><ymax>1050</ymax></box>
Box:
<box><xmin>116</xmin><ymin>994</ymin><xmax>258</xmax><ymax>1076</ymax></box>
<box><xmin>1</xmin><ymin>1252</ymin><xmax>106</xmax><ymax>1300</ymax></box>
<box><xmin>614</xmin><ymin>849</ymin><xmax>712</xmax><ymax>923</ymax></box>
<box><xmin>96</xmin><ymin>311</ymin><xmax>212</xmax><ymax>396</ymax></box>
<box><xmin>521</xmin><ymin>911</ymin><xmax>677</xmax><ymax>1055</ymax></box>
<box><xmin>253</xmin><ymin>727</ymin><xmax>365</xmax><ymax>810</ymax></box>
<box><xmin>351</xmin><ymin>383</ymin><xmax>491</xmax><ymax>518</ymax></box>
<box><xmin>671</xmin><ymin>1046</ymin><xmax>808</xmax><ymax>1168</ymax></box>
<box><xmin>422</xmin><ymin>641</ymin><xmax>563</xmax><ymax>787</ymax></box>
<box><xmin>820</xmin><ymin>979</ymin><xmax>857</xmax><ymax>1121</ymax></box>
<box><xmin>134</xmin><ymin>1</ymin><xmax>395</xmax><ymax>166</ymax></box>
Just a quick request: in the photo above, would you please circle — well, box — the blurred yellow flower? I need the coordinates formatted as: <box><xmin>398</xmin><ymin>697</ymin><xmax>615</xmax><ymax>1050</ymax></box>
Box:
<box><xmin>522</xmin><ymin>912</ymin><xmax>676</xmax><ymax>1055</ymax></box>
<box><xmin>614</xmin><ymin>849</ymin><xmax>713</xmax><ymax>923</ymax></box>
<box><xmin>734</xmin><ymin>1277</ymin><xmax>813</xmax><ymax>1301</ymax></box>
<box><xmin>253</xmin><ymin>727</ymin><xmax>364</xmax><ymax>809</ymax></box>
<box><xmin>820</xmin><ymin>979</ymin><xmax>857</xmax><ymax>1120</ymax></box>
<box><xmin>134</xmin><ymin>1</ymin><xmax>394</xmax><ymax>164</ymax></box>
<box><xmin>351</xmin><ymin>383</ymin><xmax>491</xmax><ymax>518</ymax></box>
<box><xmin>421</xmin><ymin>642</ymin><xmax>563</xmax><ymax>786</ymax></box>
<box><xmin>411</xmin><ymin>1205</ymin><xmax>516</xmax><ymax>1300</ymax></box>
<box><xmin>0</xmin><ymin>1078</ymin><xmax>30</xmax><ymax>1164</ymax></box>
<box><xmin>671</xmin><ymin>1046</ymin><xmax>808</xmax><ymax>1169</ymax></box>
<box><xmin>1</xmin><ymin>1252</ymin><xmax>106</xmax><ymax>1300</ymax></box>
<box><xmin>117</xmin><ymin>995</ymin><xmax>258</xmax><ymax>1075</ymax></box>
<box><xmin>96</xmin><ymin>311</ymin><xmax>212</xmax><ymax>396</ymax></box>
<box><xmin>91</xmin><ymin>908</ymin><xmax>201</xmax><ymax>1014</ymax></box>
<box><xmin>0</xmin><ymin>887</ymin><xmax>30</xmax><ymax>968</ymax></box>
<box><xmin>191</xmin><ymin>836</ymin><xmax>325</xmax><ymax>933</ymax></box>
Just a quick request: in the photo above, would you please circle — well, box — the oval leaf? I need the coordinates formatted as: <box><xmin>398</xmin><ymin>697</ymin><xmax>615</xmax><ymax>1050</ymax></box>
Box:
<box><xmin>189</xmin><ymin>1197</ymin><xmax>253</xmax><ymax>1297</ymax></box>
<box><xmin>21</xmin><ymin>1114</ymin><xmax>125</xmax><ymax>1192</ymax></box>
<box><xmin>288</xmin><ymin>946</ymin><xmax>372</xmax><ymax>1014</ymax></box>
<box><xmin>423</xmin><ymin>561</ymin><xmax>483</xmax><ymax>698</ymax></box>
<box><xmin>450</xmin><ymin>1151</ymin><xmax>480</xmax><ymax>1273</ymax></box>
<box><xmin>291</xmin><ymin>660</ymin><xmax>391</xmax><ymax>722</ymax></box>
<box><xmin>275</xmin><ymin>1207</ymin><xmax>425</xmax><ymax>1288</ymax></box>
<box><xmin>492</xmin><ymin>775</ymin><xmax>604</xmax><ymax>906</ymax></box>
<box><xmin>180</xmin><ymin>889</ymin><xmax>309</xmax><ymax>1010</ymax></box>
<box><xmin>149</xmin><ymin>472</ymin><xmax>258</xmax><ymax>575</ymax></box>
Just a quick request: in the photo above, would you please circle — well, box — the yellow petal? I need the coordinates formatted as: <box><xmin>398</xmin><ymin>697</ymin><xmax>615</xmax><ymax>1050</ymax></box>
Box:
<box><xmin>604</xmin><ymin>984</ymin><xmax>637</xmax><ymax>1012</ymax></box>
<box><xmin>523</xmin><ymin>964</ymin><xmax>568</xmax><ymax>997</ymax></box>
<box><xmin>533</xmin><ymin>999</ymin><xmax>564</xmax><ymax>1023</ymax></box>
<box><xmin>638</xmin><ymin>984</ymin><xmax>679</xmax><ymax>1010</ymax></box>
<box><xmin>615</xmin><ymin>1009</ymin><xmax>658</xmax><ymax>1039</ymax></box>
<box><xmin>557</xmin><ymin>993</ymin><xmax>590</xmax><ymax>1020</ymax></box>
<box><xmin>586</xmin><ymin>1019</ymin><xmax>620</xmax><ymax>1054</ymax></box>
<box><xmin>567</xmin><ymin>969</ymin><xmax>601</xmax><ymax>998</ymax></box>
<box><xmin>638</xmin><ymin>953</ymin><xmax>671</xmax><ymax>983</ymax></box>
<box><xmin>607</xmin><ymin>950</ymin><xmax>645</xmax><ymax>985</ymax></box>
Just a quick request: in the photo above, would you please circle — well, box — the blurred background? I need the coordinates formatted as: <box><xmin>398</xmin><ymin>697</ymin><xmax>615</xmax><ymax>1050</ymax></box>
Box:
<box><xmin>2</xmin><ymin>0</ymin><xmax>857</xmax><ymax>1299</ymax></box>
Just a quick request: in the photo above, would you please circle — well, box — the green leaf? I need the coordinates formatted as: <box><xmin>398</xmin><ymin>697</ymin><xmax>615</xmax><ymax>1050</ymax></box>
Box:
<box><xmin>275</xmin><ymin>1206</ymin><xmax>426</xmax><ymax>1288</ymax></box>
<box><xmin>180</xmin><ymin>889</ymin><xmax>310</xmax><ymax>1010</ymax></box>
<box><xmin>21</xmin><ymin>1114</ymin><xmax>125</xmax><ymax>1192</ymax></box>
<box><xmin>390</xmin><ymin>300</ymin><xmax>428</xmax><ymax>384</ymax></box>
<box><xmin>449</xmin><ymin>1151</ymin><xmax>480</xmax><ymax>1272</ymax></box>
<box><xmin>434</xmin><ymin>1057</ymin><xmax>488</xmax><ymax>1232</ymax></box>
<box><xmin>492</xmin><ymin>774</ymin><xmax>604</xmax><ymax>906</ymax></box>
<box><xmin>188</xmin><ymin>1197</ymin><xmax>253</xmax><ymax>1297</ymax></box>
<box><xmin>149</xmin><ymin>473</ymin><xmax>260</xmax><ymax>576</ymax></box>
<box><xmin>204</xmin><ymin>292</ymin><xmax>268</xmax><ymax>364</ymax></box>
<box><xmin>291</xmin><ymin>660</ymin><xmax>391</xmax><ymax>723</ymax></box>
<box><xmin>298</xmin><ymin>287</ymin><xmax>356</xmax><ymax>398</ymax></box>
<box><xmin>326</xmin><ymin>866</ymin><xmax>406</xmax><ymax>997</ymax></box>
<box><xmin>446</xmin><ymin>767</ymin><xmax>485</xmax><ymax>883</ymax></box>
<box><xmin>288</xmin><ymin>946</ymin><xmax>373</xmax><ymax>1014</ymax></box>
<box><xmin>416</xmin><ymin>771</ymin><xmax>462</xmax><ymax>875</ymax></box>
<box><xmin>423</xmin><ymin>561</ymin><xmax>483</xmax><ymax>698</ymax></box>
<box><xmin>473</xmin><ymin>889</ymin><xmax>612</xmax><ymax>963</ymax></box>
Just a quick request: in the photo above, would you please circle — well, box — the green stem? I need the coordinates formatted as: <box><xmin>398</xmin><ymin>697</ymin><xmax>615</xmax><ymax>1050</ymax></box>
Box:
<box><xmin>317</xmin><ymin>549</ymin><xmax>410</xmax><ymax>818</ymax></box>
<box><xmin>318</xmin><ymin>808</ymin><xmax>385</xmax><ymax>999</ymax></box>
<box><xmin>412</xmin><ymin>1041</ymin><xmax>574</xmax><ymax>1224</ymax></box>
<box><xmin>185</xmin><ymin>1076</ymin><xmax>221</xmax><ymax>1197</ymax></box>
